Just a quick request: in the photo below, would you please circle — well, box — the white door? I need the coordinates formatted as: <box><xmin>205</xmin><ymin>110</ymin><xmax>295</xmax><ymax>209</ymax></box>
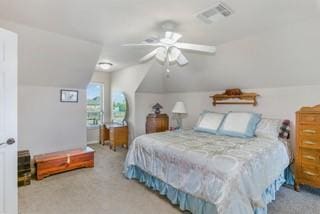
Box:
<box><xmin>0</xmin><ymin>28</ymin><xmax>18</xmax><ymax>214</ymax></box>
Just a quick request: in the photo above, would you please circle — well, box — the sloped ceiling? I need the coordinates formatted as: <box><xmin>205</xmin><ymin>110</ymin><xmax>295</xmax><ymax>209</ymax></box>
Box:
<box><xmin>1</xmin><ymin>0</ymin><xmax>320</xmax><ymax>90</ymax></box>
<box><xmin>0</xmin><ymin>19</ymin><xmax>102</xmax><ymax>88</ymax></box>
<box><xmin>138</xmin><ymin>16</ymin><xmax>320</xmax><ymax>92</ymax></box>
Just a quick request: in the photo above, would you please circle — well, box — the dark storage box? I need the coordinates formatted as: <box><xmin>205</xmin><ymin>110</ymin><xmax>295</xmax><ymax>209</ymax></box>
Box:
<box><xmin>18</xmin><ymin>150</ymin><xmax>31</xmax><ymax>187</ymax></box>
<box><xmin>18</xmin><ymin>172</ymin><xmax>31</xmax><ymax>187</ymax></box>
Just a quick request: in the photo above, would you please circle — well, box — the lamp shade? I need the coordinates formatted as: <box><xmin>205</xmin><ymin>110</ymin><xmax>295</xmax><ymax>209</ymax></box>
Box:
<box><xmin>172</xmin><ymin>101</ymin><xmax>187</xmax><ymax>114</ymax></box>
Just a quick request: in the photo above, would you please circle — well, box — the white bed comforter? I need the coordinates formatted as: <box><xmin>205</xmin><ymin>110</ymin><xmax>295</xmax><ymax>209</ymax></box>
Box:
<box><xmin>124</xmin><ymin>130</ymin><xmax>290</xmax><ymax>214</ymax></box>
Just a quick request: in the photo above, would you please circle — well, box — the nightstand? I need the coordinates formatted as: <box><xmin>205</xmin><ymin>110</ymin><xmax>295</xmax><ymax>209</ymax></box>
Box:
<box><xmin>146</xmin><ymin>114</ymin><xmax>169</xmax><ymax>134</ymax></box>
<box><xmin>100</xmin><ymin>123</ymin><xmax>128</xmax><ymax>151</ymax></box>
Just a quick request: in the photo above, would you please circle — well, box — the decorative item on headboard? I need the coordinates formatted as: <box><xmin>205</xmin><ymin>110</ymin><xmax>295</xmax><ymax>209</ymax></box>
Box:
<box><xmin>152</xmin><ymin>103</ymin><xmax>163</xmax><ymax>114</ymax></box>
<box><xmin>210</xmin><ymin>88</ymin><xmax>259</xmax><ymax>106</ymax></box>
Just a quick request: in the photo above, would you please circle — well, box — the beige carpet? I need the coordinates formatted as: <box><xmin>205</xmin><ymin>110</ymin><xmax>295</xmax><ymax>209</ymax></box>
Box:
<box><xmin>19</xmin><ymin>144</ymin><xmax>320</xmax><ymax>214</ymax></box>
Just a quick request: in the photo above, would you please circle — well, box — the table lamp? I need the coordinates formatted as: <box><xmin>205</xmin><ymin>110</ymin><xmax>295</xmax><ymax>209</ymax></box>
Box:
<box><xmin>172</xmin><ymin>101</ymin><xmax>187</xmax><ymax>129</ymax></box>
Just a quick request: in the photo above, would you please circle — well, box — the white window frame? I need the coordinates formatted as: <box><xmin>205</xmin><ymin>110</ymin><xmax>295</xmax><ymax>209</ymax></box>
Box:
<box><xmin>86</xmin><ymin>82</ymin><xmax>104</xmax><ymax>128</ymax></box>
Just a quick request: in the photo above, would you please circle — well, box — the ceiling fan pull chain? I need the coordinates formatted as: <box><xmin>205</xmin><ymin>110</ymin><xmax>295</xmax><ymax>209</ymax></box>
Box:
<box><xmin>165</xmin><ymin>49</ymin><xmax>170</xmax><ymax>73</ymax></box>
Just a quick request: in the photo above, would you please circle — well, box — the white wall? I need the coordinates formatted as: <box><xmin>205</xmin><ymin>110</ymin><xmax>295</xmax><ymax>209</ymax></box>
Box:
<box><xmin>162</xmin><ymin>85</ymin><xmax>320</xmax><ymax>146</ymax></box>
<box><xmin>18</xmin><ymin>85</ymin><xmax>87</xmax><ymax>155</ymax></box>
<box><xmin>111</xmin><ymin>63</ymin><xmax>152</xmax><ymax>141</ymax></box>
<box><xmin>135</xmin><ymin>85</ymin><xmax>320</xmax><ymax>148</ymax></box>
<box><xmin>87</xmin><ymin>72</ymin><xmax>111</xmax><ymax>143</ymax></box>
<box><xmin>0</xmin><ymin>20</ymin><xmax>101</xmax><ymax>155</ymax></box>
<box><xmin>135</xmin><ymin>93</ymin><xmax>168</xmax><ymax>136</ymax></box>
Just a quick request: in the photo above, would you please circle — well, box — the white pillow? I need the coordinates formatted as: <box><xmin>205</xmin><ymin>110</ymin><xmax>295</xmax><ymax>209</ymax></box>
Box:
<box><xmin>218</xmin><ymin>112</ymin><xmax>261</xmax><ymax>138</ymax></box>
<box><xmin>255</xmin><ymin>118</ymin><xmax>282</xmax><ymax>140</ymax></box>
<box><xmin>194</xmin><ymin>111</ymin><xmax>225</xmax><ymax>134</ymax></box>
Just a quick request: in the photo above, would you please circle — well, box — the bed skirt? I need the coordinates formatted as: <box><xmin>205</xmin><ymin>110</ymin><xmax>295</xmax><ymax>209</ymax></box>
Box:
<box><xmin>125</xmin><ymin>165</ymin><xmax>294</xmax><ymax>214</ymax></box>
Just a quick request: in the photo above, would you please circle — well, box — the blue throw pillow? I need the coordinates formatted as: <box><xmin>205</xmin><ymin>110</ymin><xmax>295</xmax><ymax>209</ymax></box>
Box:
<box><xmin>217</xmin><ymin>112</ymin><xmax>262</xmax><ymax>138</ymax></box>
<box><xmin>194</xmin><ymin>111</ymin><xmax>226</xmax><ymax>134</ymax></box>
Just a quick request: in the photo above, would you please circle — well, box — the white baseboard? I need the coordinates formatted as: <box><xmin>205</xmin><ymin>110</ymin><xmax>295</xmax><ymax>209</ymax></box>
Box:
<box><xmin>87</xmin><ymin>140</ymin><xmax>99</xmax><ymax>145</ymax></box>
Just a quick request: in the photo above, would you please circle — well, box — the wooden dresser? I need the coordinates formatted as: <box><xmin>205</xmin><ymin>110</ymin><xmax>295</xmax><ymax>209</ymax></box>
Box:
<box><xmin>100</xmin><ymin>123</ymin><xmax>128</xmax><ymax>151</ymax></box>
<box><xmin>146</xmin><ymin>113</ymin><xmax>169</xmax><ymax>134</ymax></box>
<box><xmin>295</xmin><ymin>105</ymin><xmax>320</xmax><ymax>191</ymax></box>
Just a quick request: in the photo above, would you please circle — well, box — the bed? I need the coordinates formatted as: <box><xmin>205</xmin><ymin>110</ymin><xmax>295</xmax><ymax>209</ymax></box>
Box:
<box><xmin>124</xmin><ymin>125</ymin><xmax>293</xmax><ymax>214</ymax></box>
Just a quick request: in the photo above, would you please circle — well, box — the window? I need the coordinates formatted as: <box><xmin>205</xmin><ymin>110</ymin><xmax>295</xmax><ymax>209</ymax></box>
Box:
<box><xmin>86</xmin><ymin>83</ymin><xmax>104</xmax><ymax>127</ymax></box>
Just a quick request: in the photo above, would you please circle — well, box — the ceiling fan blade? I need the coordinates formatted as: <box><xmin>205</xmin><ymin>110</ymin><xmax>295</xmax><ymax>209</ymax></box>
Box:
<box><xmin>155</xmin><ymin>47</ymin><xmax>168</xmax><ymax>62</ymax></box>
<box><xmin>165</xmin><ymin>31</ymin><xmax>182</xmax><ymax>42</ymax></box>
<box><xmin>176</xmin><ymin>53</ymin><xmax>188</xmax><ymax>66</ymax></box>
<box><xmin>140</xmin><ymin>48</ymin><xmax>160</xmax><ymax>62</ymax></box>
<box><xmin>168</xmin><ymin>47</ymin><xmax>181</xmax><ymax>62</ymax></box>
<box><xmin>175</xmin><ymin>42</ymin><xmax>216</xmax><ymax>53</ymax></box>
<box><xmin>122</xmin><ymin>43</ymin><xmax>163</xmax><ymax>47</ymax></box>
<box><xmin>144</xmin><ymin>37</ymin><xmax>160</xmax><ymax>43</ymax></box>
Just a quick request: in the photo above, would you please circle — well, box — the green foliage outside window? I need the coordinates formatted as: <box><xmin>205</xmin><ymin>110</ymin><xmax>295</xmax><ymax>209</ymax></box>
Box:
<box><xmin>112</xmin><ymin>92</ymin><xmax>127</xmax><ymax>123</ymax></box>
<box><xmin>87</xmin><ymin>83</ymin><xmax>103</xmax><ymax>126</ymax></box>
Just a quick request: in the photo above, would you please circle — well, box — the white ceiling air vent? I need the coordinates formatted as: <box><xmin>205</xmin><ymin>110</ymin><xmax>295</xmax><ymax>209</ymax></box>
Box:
<box><xmin>197</xmin><ymin>2</ymin><xmax>233</xmax><ymax>24</ymax></box>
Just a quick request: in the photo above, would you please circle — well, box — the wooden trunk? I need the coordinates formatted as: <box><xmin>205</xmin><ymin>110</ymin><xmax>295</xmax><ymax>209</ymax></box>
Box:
<box><xmin>34</xmin><ymin>146</ymin><xmax>94</xmax><ymax>180</ymax></box>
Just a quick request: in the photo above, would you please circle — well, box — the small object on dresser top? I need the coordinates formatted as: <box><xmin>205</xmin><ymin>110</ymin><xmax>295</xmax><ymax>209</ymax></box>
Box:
<box><xmin>34</xmin><ymin>146</ymin><xmax>94</xmax><ymax>180</ymax></box>
<box><xmin>152</xmin><ymin>103</ymin><xmax>163</xmax><ymax>114</ymax></box>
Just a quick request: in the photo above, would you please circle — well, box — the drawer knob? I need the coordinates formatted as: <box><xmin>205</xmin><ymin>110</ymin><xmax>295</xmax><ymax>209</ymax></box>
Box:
<box><xmin>303</xmin><ymin>171</ymin><xmax>318</xmax><ymax>176</ymax></box>
<box><xmin>303</xmin><ymin>155</ymin><xmax>316</xmax><ymax>160</ymax></box>
<box><xmin>303</xmin><ymin>129</ymin><xmax>316</xmax><ymax>134</ymax></box>
<box><xmin>303</xmin><ymin>141</ymin><xmax>316</xmax><ymax>145</ymax></box>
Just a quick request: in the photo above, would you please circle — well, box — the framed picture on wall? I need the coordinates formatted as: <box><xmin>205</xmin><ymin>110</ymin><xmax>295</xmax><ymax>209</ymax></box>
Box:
<box><xmin>60</xmin><ymin>89</ymin><xmax>78</xmax><ymax>103</ymax></box>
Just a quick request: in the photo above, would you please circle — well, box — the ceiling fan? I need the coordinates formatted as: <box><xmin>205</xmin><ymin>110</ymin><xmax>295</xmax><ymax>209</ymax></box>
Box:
<box><xmin>123</xmin><ymin>31</ymin><xmax>216</xmax><ymax>69</ymax></box>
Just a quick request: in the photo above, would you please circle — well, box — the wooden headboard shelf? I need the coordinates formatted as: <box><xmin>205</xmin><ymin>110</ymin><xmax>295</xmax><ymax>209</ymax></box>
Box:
<box><xmin>210</xmin><ymin>89</ymin><xmax>259</xmax><ymax>106</ymax></box>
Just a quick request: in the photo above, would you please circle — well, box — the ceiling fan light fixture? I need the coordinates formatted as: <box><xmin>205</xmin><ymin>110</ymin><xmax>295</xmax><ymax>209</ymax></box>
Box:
<box><xmin>123</xmin><ymin>31</ymin><xmax>216</xmax><ymax>70</ymax></box>
<box><xmin>98</xmin><ymin>62</ymin><xmax>113</xmax><ymax>71</ymax></box>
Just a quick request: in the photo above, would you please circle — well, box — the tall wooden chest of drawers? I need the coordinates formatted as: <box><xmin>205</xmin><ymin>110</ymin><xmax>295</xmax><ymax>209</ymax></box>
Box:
<box><xmin>146</xmin><ymin>114</ymin><xmax>169</xmax><ymax>134</ymax></box>
<box><xmin>295</xmin><ymin>105</ymin><xmax>320</xmax><ymax>191</ymax></box>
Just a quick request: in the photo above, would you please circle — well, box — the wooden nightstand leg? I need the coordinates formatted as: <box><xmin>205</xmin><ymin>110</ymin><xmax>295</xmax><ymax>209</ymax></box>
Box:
<box><xmin>109</xmin><ymin>143</ymin><xmax>116</xmax><ymax>151</ymax></box>
<box><xmin>294</xmin><ymin>182</ymin><xmax>300</xmax><ymax>192</ymax></box>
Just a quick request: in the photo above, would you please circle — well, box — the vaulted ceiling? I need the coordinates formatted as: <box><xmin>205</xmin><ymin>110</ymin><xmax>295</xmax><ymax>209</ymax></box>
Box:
<box><xmin>0</xmin><ymin>0</ymin><xmax>320</xmax><ymax>90</ymax></box>
<box><xmin>0</xmin><ymin>19</ymin><xmax>101</xmax><ymax>88</ymax></box>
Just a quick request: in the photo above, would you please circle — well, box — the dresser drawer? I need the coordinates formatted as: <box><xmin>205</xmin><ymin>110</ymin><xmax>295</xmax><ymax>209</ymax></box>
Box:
<box><xmin>301</xmin><ymin>149</ymin><xmax>320</xmax><ymax>165</ymax></box>
<box><xmin>300</xmin><ymin>114</ymin><xmax>320</xmax><ymax>124</ymax></box>
<box><xmin>299</xmin><ymin>125</ymin><xmax>320</xmax><ymax>136</ymax></box>
<box><xmin>300</xmin><ymin>165</ymin><xmax>320</xmax><ymax>182</ymax></box>
<box><xmin>299</xmin><ymin>136</ymin><xmax>320</xmax><ymax>149</ymax></box>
